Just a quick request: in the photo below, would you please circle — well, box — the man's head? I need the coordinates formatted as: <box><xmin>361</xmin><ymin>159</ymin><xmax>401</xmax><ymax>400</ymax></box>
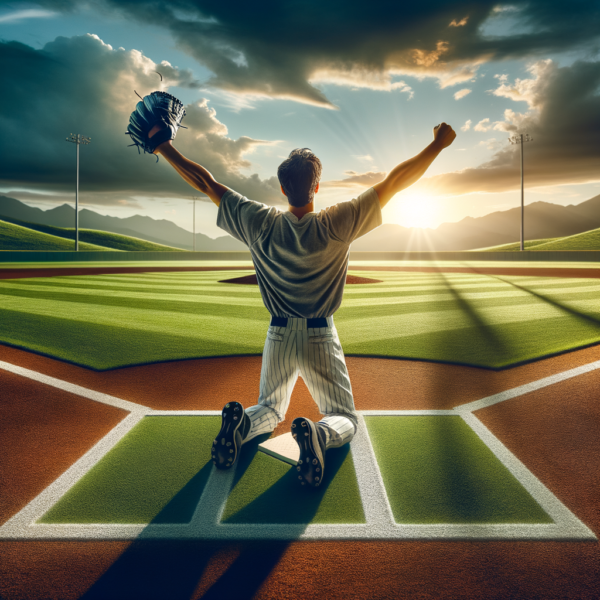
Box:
<box><xmin>277</xmin><ymin>148</ymin><xmax>322</xmax><ymax>208</ymax></box>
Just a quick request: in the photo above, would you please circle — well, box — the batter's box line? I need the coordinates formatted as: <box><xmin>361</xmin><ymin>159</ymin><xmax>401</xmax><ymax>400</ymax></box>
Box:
<box><xmin>0</xmin><ymin>409</ymin><xmax>595</xmax><ymax>541</ymax></box>
<box><xmin>1</xmin><ymin>358</ymin><xmax>599</xmax><ymax>540</ymax></box>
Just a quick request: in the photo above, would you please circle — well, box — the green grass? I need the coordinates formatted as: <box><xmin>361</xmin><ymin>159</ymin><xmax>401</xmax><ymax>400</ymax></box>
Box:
<box><xmin>0</xmin><ymin>215</ymin><xmax>183</xmax><ymax>251</ymax></box>
<box><xmin>1</xmin><ymin>268</ymin><xmax>600</xmax><ymax>369</ymax></box>
<box><xmin>474</xmin><ymin>238</ymin><xmax>560</xmax><ymax>252</ymax></box>
<box><xmin>39</xmin><ymin>416</ymin><xmax>220</xmax><ymax>524</ymax></box>
<box><xmin>0</xmin><ymin>219</ymin><xmax>118</xmax><ymax>252</ymax></box>
<box><xmin>474</xmin><ymin>227</ymin><xmax>600</xmax><ymax>252</ymax></box>
<box><xmin>365</xmin><ymin>416</ymin><xmax>552</xmax><ymax>524</ymax></box>
<box><xmin>533</xmin><ymin>228</ymin><xmax>600</xmax><ymax>251</ymax></box>
<box><xmin>221</xmin><ymin>446</ymin><xmax>365</xmax><ymax>524</ymax></box>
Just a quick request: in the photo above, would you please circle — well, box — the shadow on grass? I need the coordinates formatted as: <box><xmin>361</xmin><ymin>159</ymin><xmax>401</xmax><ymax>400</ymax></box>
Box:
<box><xmin>224</xmin><ymin>445</ymin><xmax>350</xmax><ymax>524</ymax></box>
<box><xmin>434</xmin><ymin>270</ymin><xmax>511</xmax><ymax>362</ymax></box>
<box><xmin>79</xmin><ymin>432</ymin><xmax>339</xmax><ymax>599</ymax></box>
<box><xmin>490</xmin><ymin>275</ymin><xmax>600</xmax><ymax>328</ymax></box>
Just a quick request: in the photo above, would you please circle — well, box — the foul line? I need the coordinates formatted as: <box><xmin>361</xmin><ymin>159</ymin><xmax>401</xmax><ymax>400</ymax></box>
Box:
<box><xmin>454</xmin><ymin>359</ymin><xmax>600</xmax><ymax>413</ymax></box>
<box><xmin>0</xmin><ymin>360</ymin><xmax>145</xmax><ymax>412</ymax></box>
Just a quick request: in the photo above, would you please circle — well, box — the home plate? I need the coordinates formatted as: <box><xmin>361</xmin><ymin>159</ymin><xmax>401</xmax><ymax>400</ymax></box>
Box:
<box><xmin>258</xmin><ymin>432</ymin><xmax>299</xmax><ymax>465</ymax></box>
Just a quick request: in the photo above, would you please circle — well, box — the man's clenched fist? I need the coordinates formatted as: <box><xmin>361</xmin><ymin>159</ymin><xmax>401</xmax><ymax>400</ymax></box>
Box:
<box><xmin>433</xmin><ymin>123</ymin><xmax>456</xmax><ymax>149</ymax></box>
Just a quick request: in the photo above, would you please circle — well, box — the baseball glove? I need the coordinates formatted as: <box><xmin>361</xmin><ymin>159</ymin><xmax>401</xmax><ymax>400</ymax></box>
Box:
<box><xmin>126</xmin><ymin>91</ymin><xmax>186</xmax><ymax>158</ymax></box>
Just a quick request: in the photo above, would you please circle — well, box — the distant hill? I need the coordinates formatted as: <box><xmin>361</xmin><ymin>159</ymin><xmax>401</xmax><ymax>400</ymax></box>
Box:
<box><xmin>352</xmin><ymin>194</ymin><xmax>600</xmax><ymax>251</ymax></box>
<box><xmin>0</xmin><ymin>219</ymin><xmax>119</xmax><ymax>251</ymax></box>
<box><xmin>473</xmin><ymin>238</ymin><xmax>561</xmax><ymax>252</ymax></box>
<box><xmin>532</xmin><ymin>228</ymin><xmax>600</xmax><ymax>251</ymax></box>
<box><xmin>3</xmin><ymin>193</ymin><xmax>600</xmax><ymax>252</ymax></box>
<box><xmin>0</xmin><ymin>196</ymin><xmax>246</xmax><ymax>251</ymax></box>
<box><xmin>0</xmin><ymin>214</ymin><xmax>183</xmax><ymax>252</ymax></box>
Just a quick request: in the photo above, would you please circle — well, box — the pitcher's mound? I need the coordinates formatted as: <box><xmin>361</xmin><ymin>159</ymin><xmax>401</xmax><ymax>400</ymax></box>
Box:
<box><xmin>219</xmin><ymin>274</ymin><xmax>382</xmax><ymax>285</ymax></box>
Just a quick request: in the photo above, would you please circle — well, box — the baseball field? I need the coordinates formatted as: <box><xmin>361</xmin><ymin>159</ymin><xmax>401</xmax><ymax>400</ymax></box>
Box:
<box><xmin>1</xmin><ymin>259</ymin><xmax>599</xmax><ymax>599</ymax></box>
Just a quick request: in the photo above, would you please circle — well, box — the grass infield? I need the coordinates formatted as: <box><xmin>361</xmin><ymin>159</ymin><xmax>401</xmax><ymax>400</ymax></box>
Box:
<box><xmin>2</xmin><ymin>268</ymin><xmax>600</xmax><ymax>369</ymax></box>
<box><xmin>365</xmin><ymin>416</ymin><xmax>552</xmax><ymax>524</ymax></box>
<box><xmin>221</xmin><ymin>445</ymin><xmax>365</xmax><ymax>524</ymax></box>
<box><xmin>39</xmin><ymin>416</ymin><xmax>221</xmax><ymax>524</ymax></box>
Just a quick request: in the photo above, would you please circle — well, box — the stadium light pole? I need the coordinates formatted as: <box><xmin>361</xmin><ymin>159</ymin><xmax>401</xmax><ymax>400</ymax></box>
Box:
<box><xmin>192</xmin><ymin>196</ymin><xmax>199</xmax><ymax>252</ymax></box>
<box><xmin>508</xmin><ymin>133</ymin><xmax>532</xmax><ymax>252</ymax></box>
<box><xmin>66</xmin><ymin>133</ymin><xmax>91</xmax><ymax>251</ymax></box>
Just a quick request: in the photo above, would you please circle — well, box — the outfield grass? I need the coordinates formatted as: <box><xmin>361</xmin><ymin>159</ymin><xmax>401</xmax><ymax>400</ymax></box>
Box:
<box><xmin>39</xmin><ymin>416</ymin><xmax>221</xmax><ymax>524</ymax></box>
<box><xmin>0</xmin><ymin>215</ymin><xmax>183</xmax><ymax>251</ymax></box>
<box><xmin>0</xmin><ymin>219</ymin><xmax>118</xmax><ymax>252</ymax></box>
<box><xmin>1</xmin><ymin>268</ymin><xmax>600</xmax><ymax>369</ymax></box>
<box><xmin>365</xmin><ymin>416</ymin><xmax>552</xmax><ymax>524</ymax></box>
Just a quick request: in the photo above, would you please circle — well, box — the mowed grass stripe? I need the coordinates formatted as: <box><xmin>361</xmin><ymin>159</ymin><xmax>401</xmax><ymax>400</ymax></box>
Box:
<box><xmin>7</xmin><ymin>280</ymin><xmax>263</xmax><ymax>296</ymax></box>
<box><xmin>345</xmin><ymin>315</ymin><xmax>600</xmax><ymax>367</ymax></box>
<box><xmin>365</xmin><ymin>416</ymin><xmax>552</xmax><ymax>524</ymax></box>
<box><xmin>221</xmin><ymin>447</ymin><xmax>365</xmax><ymax>525</ymax></box>
<box><xmin>0</xmin><ymin>282</ymin><xmax>265</xmax><ymax>307</ymax></box>
<box><xmin>39</xmin><ymin>417</ymin><xmax>221</xmax><ymax>524</ymax></box>
<box><xmin>2</xmin><ymin>269</ymin><xmax>599</xmax><ymax>369</ymax></box>
<box><xmin>0</xmin><ymin>308</ymin><xmax>263</xmax><ymax>369</ymax></box>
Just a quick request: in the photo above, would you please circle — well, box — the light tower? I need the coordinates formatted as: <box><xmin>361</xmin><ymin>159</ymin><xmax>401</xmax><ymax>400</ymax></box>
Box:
<box><xmin>508</xmin><ymin>133</ymin><xmax>532</xmax><ymax>252</ymax></box>
<box><xmin>66</xmin><ymin>133</ymin><xmax>91</xmax><ymax>251</ymax></box>
<box><xmin>192</xmin><ymin>196</ymin><xmax>199</xmax><ymax>252</ymax></box>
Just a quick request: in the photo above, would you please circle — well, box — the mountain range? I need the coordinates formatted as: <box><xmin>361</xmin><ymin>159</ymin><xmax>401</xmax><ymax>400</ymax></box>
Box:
<box><xmin>1</xmin><ymin>193</ymin><xmax>600</xmax><ymax>251</ymax></box>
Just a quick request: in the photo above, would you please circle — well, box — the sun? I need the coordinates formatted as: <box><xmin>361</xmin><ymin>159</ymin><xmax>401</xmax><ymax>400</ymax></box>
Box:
<box><xmin>389</xmin><ymin>192</ymin><xmax>437</xmax><ymax>229</ymax></box>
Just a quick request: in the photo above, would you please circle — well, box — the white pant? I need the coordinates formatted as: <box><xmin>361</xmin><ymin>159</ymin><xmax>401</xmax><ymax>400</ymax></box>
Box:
<box><xmin>245</xmin><ymin>316</ymin><xmax>357</xmax><ymax>449</ymax></box>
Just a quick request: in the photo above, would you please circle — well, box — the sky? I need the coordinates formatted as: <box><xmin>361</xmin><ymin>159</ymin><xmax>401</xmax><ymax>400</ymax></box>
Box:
<box><xmin>1</xmin><ymin>0</ymin><xmax>599</xmax><ymax>239</ymax></box>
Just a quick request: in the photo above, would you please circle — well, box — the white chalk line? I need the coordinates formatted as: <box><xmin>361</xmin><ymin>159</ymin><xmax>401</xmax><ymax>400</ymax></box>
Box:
<box><xmin>0</xmin><ymin>359</ymin><xmax>598</xmax><ymax>541</ymax></box>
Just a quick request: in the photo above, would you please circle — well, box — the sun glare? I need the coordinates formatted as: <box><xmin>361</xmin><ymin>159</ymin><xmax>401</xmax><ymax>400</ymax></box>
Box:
<box><xmin>391</xmin><ymin>193</ymin><xmax>437</xmax><ymax>229</ymax></box>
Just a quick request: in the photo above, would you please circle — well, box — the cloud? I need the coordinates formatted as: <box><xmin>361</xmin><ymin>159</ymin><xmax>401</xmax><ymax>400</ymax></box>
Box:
<box><xmin>418</xmin><ymin>59</ymin><xmax>600</xmax><ymax>195</ymax></box>
<box><xmin>454</xmin><ymin>88</ymin><xmax>471</xmax><ymax>100</ymax></box>
<box><xmin>474</xmin><ymin>118</ymin><xmax>492</xmax><ymax>131</ymax></box>
<box><xmin>0</xmin><ymin>9</ymin><xmax>57</xmax><ymax>23</ymax></box>
<box><xmin>461</xmin><ymin>119</ymin><xmax>472</xmax><ymax>131</ymax></box>
<box><xmin>321</xmin><ymin>170</ymin><xmax>386</xmax><ymax>189</ymax></box>
<box><xmin>29</xmin><ymin>0</ymin><xmax>600</xmax><ymax>107</ymax></box>
<box><xmin>477</xmin><ymin>138</ymin><xmax>502</xmax><ymax>151</ymax></box>
<box><xmin>0</xmin><ymin>35</ymin><xmax>282</xmax><ymax>207</ymax></box>
<box><xmin>449</xmin><ymin>17</ymin><xmax>469</xmax><ymax>27</ymax></box>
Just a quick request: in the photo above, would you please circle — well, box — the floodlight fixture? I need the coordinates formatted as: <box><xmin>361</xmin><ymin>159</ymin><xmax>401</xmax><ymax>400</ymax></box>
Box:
<box><xmin>507</xmin><ymin>133</ymin><xmax>533</xmax><ymax>252</ymax></box>
<box><xmin>65</xmin><ymin>133</ymin><xmax>92</xmax><ymax>251</ymax></box>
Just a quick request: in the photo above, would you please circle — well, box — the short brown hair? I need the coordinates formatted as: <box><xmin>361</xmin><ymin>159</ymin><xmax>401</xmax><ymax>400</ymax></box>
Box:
<box><xmin>277</xmin><ymin>148</ymin><xmax>322</xmax><ymax>208</ymax></box>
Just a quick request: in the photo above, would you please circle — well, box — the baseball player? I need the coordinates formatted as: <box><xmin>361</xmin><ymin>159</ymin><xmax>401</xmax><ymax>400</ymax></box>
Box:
<box><xmin>135</xmin><ymin>97</ymin><xmax>455</xmax><ymax>487</ymax></box>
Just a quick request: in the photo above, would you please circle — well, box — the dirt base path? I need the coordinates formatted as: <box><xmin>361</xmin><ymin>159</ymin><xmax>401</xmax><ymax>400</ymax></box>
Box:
<box><xmin>1</xmin><ymin>342</ymin><xmax>600</xmax><ymax>599</ymax></box>
<box><xmin>2</xmin><ymin>264</ymin><xmax>600</xmax><ymax>280</ymax></box>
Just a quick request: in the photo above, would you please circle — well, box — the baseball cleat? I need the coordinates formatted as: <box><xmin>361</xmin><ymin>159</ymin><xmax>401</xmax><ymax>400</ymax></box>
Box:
<box><xmin>292</xmin><ymin>417</ymin><xmax>326</xmax><ymax>488</ymax></box>
<box><xmin>212</xmin><ymin>401</ymin><xmax>248</xmax><ymax>470</ymax></box>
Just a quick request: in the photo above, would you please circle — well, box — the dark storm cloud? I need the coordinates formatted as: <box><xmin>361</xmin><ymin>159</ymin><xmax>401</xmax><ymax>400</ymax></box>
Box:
<box><xmin>28</xmin><ymin>0</ymin><xmax>600</xmax><ymax>106</ymax></box>
<box><xmin>0</xmin><ymin>34</ymin><xmax>282</xmax><ymax>205</ymax></box>
<box><xmin>420</xmin><ymin>59</ymin><xmax>600</xmax><ymax>195</ymax></box>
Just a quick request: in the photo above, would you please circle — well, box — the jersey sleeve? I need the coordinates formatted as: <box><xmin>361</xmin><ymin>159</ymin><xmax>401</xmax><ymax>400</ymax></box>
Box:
<box><xmin>217</xmin><ymin>190</ymin><xmax>276</xmax><ymax>247</ymax></box>
<box><xmin>321</xmin><ymin>187</ymin><xmax>383</xmax><ymax>244</ymax></box>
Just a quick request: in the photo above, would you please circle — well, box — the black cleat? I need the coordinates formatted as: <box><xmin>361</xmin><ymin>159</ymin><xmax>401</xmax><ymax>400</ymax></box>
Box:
<box><xmin>292</xmin><ymin>417</ymin><xmax>327</xmax><ymax>487</ymax></box>
<box><xmin>212</xmin><ymin>402</ymin><xmax>247</xmax><ymax>470</ymax></box>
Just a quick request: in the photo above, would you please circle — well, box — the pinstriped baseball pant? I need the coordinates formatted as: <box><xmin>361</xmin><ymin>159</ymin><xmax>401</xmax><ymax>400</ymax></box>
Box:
<box><xmin>244</xmin><ymin>316</ymin><xmax>357</xmax><ymax>450</ymax></box>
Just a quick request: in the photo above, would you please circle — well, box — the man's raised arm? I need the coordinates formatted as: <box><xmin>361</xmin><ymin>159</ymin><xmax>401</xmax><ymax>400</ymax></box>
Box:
<box><xmin>373</xmin><ymin>123</ymin><xmax>456</xmax><ymax>209</ymax></box>
<box><xmin>150</xmin><ymin>126</ymin><xmax>230</xmax><ymax>207</ymax></box>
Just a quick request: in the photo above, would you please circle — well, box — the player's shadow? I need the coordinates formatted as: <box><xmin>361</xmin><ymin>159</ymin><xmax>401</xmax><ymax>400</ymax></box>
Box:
<box><xmin>223</xmin><ymin>444</ymin><xmax>350</xmax><ymax>524</ymax></box>
<box><xmin>79</xmin><ymin>434</ymin><xmax>343</xmax><ymax>599</ymax></box>
<box><xmin>435</xmin><ymin>270</ymin><xmax>511</xmax><ymax>364</ymax></box>
<box><xmin>489</xmin><ymin>275</ymin><xmax>600</xmax><ymax>328</ymax></box>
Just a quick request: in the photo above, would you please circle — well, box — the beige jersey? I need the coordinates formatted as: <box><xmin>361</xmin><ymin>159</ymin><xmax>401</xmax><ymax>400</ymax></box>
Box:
<box><xmin>217</xmin><ymin>187</ymin><xmax>382</xmax><ymax>318</ymax></box>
